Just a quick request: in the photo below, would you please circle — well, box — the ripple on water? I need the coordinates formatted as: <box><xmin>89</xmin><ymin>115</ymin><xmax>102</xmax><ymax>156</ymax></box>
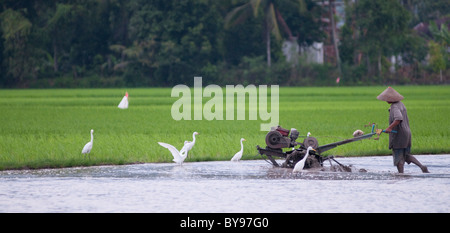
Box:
<box><xmin>0</xmin><ymin>155</ymin><xmax>449</xmax><ymax>212</ymax></box>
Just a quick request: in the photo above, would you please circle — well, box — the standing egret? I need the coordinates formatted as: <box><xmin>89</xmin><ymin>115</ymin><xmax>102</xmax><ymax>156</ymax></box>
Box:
<box><xmin>158</xmin><ymin>142</ymin><xmax>187</xmax><ymax>165</ymax></box>
<box><xmin>231</xmin><ymin>138</ymin><xmax>246</xmax><ymax>162</ymax></box>
<box><xmin>293</xmin><ymin>146</ymin><xmax>316</xmax><ymax>173</ymax></box>
<box><xmin>118</xmin><ymin>92</ymin><xmax>129</xmax><ymax>109</ymax></box>
<box><xmin>81</xmin><ymin>129</ymin><xmax>94</xmax><ymax>159</ymax></box>
<box><xmin>180</xmin><ymin>132</ymin><xmax>199</xmax><ymax>157</ymax></box>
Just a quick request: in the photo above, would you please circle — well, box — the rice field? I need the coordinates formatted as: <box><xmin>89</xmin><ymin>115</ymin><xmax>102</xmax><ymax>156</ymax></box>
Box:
<box><xmin>0</xmin><ymin>85</ymin><xmax>449</xmax><ymax>170</ymax></box>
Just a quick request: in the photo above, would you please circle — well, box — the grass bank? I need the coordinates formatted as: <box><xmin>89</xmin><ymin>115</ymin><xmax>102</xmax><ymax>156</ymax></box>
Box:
<box><xmin>0</xmin><ymin>86</ymin><xmax>449</xmax><ymax>170</ymax></box>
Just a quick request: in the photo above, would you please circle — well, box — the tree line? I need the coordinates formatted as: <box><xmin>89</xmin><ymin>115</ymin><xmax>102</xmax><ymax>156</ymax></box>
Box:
<box><xmin>0</xmin><ymin>0</ymin><xmax>448</xmax><ymax>88</ymax></box>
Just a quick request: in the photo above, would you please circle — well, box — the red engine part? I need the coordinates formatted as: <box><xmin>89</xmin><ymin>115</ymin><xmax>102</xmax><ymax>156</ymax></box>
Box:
<box><xmin>275</xmin><ymin>126</ymin><xmax>290</xmax><ymax>136</ymax></box>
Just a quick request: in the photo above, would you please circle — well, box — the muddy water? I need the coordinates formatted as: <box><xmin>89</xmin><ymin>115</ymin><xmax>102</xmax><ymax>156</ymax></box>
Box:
<box><xmin>0</xmin><ymin>155</ymin><xmax>448</xmax><ymax>212</ymax></box>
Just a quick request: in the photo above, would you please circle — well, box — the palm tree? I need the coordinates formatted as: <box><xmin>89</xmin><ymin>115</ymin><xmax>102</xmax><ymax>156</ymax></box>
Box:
<box><xmin>429</xmin><ymin>22</ymin><xmax>449</xmax><ymax>82</ymax></box>
<box><xmin>225</xmin><ymin>0</ymin><xmax>306</xmax><ymax>67</ymax></box>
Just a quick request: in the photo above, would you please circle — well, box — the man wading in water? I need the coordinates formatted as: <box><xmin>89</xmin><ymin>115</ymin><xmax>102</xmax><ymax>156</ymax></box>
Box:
<box><xmin>377</xmin><ymin>87</ymin><xmax>429</xmax><ymax>173</ymax></box>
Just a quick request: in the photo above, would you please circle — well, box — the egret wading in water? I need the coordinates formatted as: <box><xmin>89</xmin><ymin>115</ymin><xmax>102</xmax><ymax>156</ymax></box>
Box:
<box><xmin>231</xmin><ymin>138</ymin><xmax>246</xmax><ymax>162</ymax></box>
<box><xmin>158</xmin><ymin>142</ymin><xmax>188</xmax><ymax>165</ymax></box>
<box><xmin>180</xmin><ymin>132</ymin><xmax>199</xmax><ymax>158</ymax></box>
<box><xmin>293</xmin><ymin>146</ymin><xmax>316</xmax><ymax>173</ymax></box>
<box><xmin>81</xmin><ymin>129</ymin><xmax>94</xmax><ymax>159</ymax></box>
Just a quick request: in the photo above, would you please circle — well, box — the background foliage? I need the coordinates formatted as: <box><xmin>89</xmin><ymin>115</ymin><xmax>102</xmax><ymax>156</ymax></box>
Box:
<box><xmin>0</xmin><ymin>0</ymin><xmax>449</xmax><ymax>88</ymax></box>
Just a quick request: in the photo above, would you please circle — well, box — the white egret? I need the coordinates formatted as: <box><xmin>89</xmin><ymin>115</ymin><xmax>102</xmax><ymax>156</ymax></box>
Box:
<box><xmin>293</xmin><ymin>146</ymin><xmax>316</xmax><ymax>173</ymax></box>
<box><xmin>81</xmin><ymin>129</ymin><xmax>94</xmax><ymax>159</ymax></box>
<box><xmin>231</xmin><ymin>138</ymin><xmax>246</xmax><ymax>162</ymax></box>
<box><xmin>353</xmin><ymin>129</ymin><xmax>364</xmax><ymax>137</ymax></box>
<box><xmin>118</xmin><ymin>92</ymin><xmax>129</xmax><ymax>109</ymax></box>
<box><xmin>158</xmin><ymin>142</ymin><xmax>187</xmax><ymax>165</ymax></box>
<box><xmin>180</xmin><ymin>132</ymin><xmax>199</xmax><ymax>157</ymax></box>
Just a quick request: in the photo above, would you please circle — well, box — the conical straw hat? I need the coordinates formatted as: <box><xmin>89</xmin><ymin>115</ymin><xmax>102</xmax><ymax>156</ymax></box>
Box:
<box><xmin>377</xmin><ymin>87</ymin><xmax>403</xmax><ymax>102</ymax></box>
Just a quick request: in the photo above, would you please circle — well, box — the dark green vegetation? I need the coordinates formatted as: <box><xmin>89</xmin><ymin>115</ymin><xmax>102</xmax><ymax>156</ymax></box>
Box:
<box><xmin>1</xmin><ymin>0</ymin><xmax>448</xmax><ymax>88</ymax></box>
<box><xmin>0</xmin><ymin>86</ymin><xmax>449</xmax><ymax>170</ymax></box>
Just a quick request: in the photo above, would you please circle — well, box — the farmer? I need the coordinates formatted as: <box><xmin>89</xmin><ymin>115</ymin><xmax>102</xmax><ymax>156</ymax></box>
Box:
<box><xmin>377</xmin><ymin>87</ymin><xmax>429</xmax><ymax>173</ymax></box>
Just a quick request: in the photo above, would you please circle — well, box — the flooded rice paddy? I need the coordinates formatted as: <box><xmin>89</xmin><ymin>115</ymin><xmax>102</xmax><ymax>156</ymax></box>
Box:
<box><xmin>0</xmin><ymin>155</ymin><xmax>448</xmax><ymax>213</ymax></box>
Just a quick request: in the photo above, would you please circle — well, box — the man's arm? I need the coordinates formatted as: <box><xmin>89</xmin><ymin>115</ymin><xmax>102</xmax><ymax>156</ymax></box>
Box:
<box><xmin>385</xmin><ymin>120</ymin><xmax>401</xmax><ymax>133</ymax></box>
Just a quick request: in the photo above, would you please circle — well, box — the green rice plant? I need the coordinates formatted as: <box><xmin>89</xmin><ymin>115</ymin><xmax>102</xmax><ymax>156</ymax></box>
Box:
<box><xmin>0</xmin><ymin>86</ymin><xmax>449</xmax><ymax>170</ymax></box>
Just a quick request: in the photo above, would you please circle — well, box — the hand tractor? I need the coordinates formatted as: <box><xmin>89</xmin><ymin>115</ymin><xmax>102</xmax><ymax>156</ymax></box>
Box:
<box><xmin>256</xmin><ymin>124</ymin><xmax>392</xmax><ymax>171</ymax></box>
